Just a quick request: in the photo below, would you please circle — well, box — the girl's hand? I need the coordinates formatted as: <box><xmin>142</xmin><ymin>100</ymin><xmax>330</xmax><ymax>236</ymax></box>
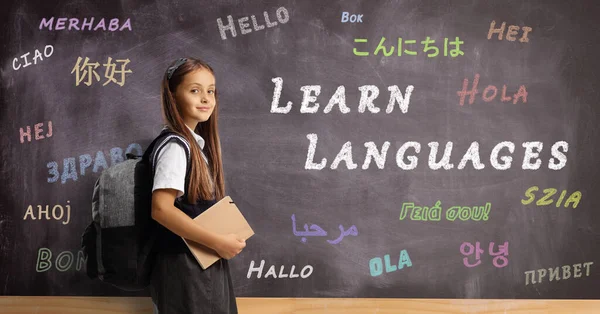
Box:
<box><xmin>214</xmin><ymin>233</ymin><xmax>246</xmax><ymax>259</ymax></box>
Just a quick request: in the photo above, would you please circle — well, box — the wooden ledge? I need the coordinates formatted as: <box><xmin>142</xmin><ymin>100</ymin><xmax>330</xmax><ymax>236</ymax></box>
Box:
<box><xmin>1</xmin><ymin>297</ymin><xmax>600</xmax><ymax>313</ymax></box>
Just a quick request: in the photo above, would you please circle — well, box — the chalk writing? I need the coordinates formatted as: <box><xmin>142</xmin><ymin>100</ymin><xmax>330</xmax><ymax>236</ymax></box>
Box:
<box><xmin>327</xmin><ymin>224</ymin><xmax>358</xmax><ymax>244</ymax></box>
<box><xmin>460</xmin><ymin>241</ymin><xmax>508</xmax><ymax>268</ymax></box>
<box><xmin>217</xmin><ymin>6</ymin><xmax>289</xmax><ymax>40</ymax></box>
<box><xmin>353</xmin><ymin>36</ymin><xmax>464</xmax><ymax>57</ymax></box>
<box><xmin>292</xmin><ymin>213</ymin><xmax>326</xmax><ymax>242</ymax></box>
<box><xmin>369</xmin><ymin>250</ymin><xmax>412</xmax><ymax>277</ymax></box>
<box><xmin>71</xmin><ymin>56</ymin><xmax>132</xmax><ymax>87</ymax></box>
<box><xmin>23</xmin><ymin>202</ymin><xmax>71</xmax><ymax>225</ymax></box>
<box><xmin>341</xmin><ymin>12</ymin><xmax>363</xmax><ymax>23</ymax></box>
<box><xmin>291</xmin><ymin>214</ymin><xmax>358</xmax><ymax>244</ymax></box>
<box><xmin>46</xmin><ymin>143</ymin><xmax>142</xmax><ymax>184</ymax></box>
<box><xmin>19</xmin><ymin>121</ymin><xmax>53</xmax><ymax>144</ymax></box>
<box><xmin>36</xmin><ymin>248</ymin><xmax>86</xmax><ymax>272</ymax></box>
<box><xmin>399</xmin><ymin>201</ymin><xmax>491</xmax><ymax>222</ymax></box>
<box><xmin>270</xmin><ymin>77</ymin><xmax>414</xmax><ymax>115</ymax></box>
<box><xmin>521</xmin><ymin>186</ymin><xmax>582</xmax><ymax>208</ymax></box>
<box><xmin>525</xmin><ymin>262</ymin><xmax>593</xmax><ymax>285</ymax></box>
<box><xmin>304</xmin><ymin>137</ymin><xmax>569</xmax><ymax>171</ymax></box>
<box><xmin>12</xmin><ymin>45</ymin><xmax>54</xmax><ymax>71</ymax></box>
<box><xmin>39</xmin><ymin>17</ymin><xmax>132</xmax><ymax>31</ymax></box>
<box><xmin>487</xmin><ymin>20</ymin><xmax>532</xmax><ymax>42</ymax></box>
<box><xmin>247</xmin><ymin>260</ymin><xmax>313</xmax><ymax>279</ymax></box>
<box><xmin>457</xmin><ymin>74</ymin><xmax>528</xmax><ymax>106</ymax></box>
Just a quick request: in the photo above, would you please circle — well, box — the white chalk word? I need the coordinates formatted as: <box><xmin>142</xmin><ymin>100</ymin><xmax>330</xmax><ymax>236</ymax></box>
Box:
<box><xmin>246</xmin><ymin>260</ymin><xmax>313</xmax><ymax>279</ymax></box>
<box><xmin>270</xmin><ymin>77</ymin><xmax>414</xmax><ymax>115</ymax></box>
<box><xmin>12</xmin><ymin>45</ymin><xmax>54</xmax><ymax>71</ymax></box>
<box><xmin>341</xmin><ymin>12</ymin><xmax>363</xmax><ymax>23</ymax></box>
<box><xmin>36</xmin><ymin>248</ymin><xmax>86</xmax><ymax>272</ymax></box>
<box><xmin>19</xmin><ymin>120</ymin><xmax>53</xmax><ymax>144</ymax></box>
<box><xmin>217</xmin><ymin>6</ymin><xmax>289</xmax><ymax>40</ymax></box>
<box><xmin>524</xmin><ymin>262</ymin><xmax>593</xmax><ymax>285</ymax></box>
<box><xmin>304</xmin><ymin>136</ymin><xmax>569</xmax><ymax>171</ymax></box>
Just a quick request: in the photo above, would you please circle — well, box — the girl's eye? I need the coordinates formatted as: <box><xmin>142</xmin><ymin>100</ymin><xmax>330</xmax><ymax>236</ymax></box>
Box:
<box><xmin>191</xmin><ymin>89</ymin><xmax>199</xmax><ymax>93</ymax></box>
<box><xmin>208</xmin><ymin>90</ymin><xmax>215</xmax><ymax>94</ymax></box>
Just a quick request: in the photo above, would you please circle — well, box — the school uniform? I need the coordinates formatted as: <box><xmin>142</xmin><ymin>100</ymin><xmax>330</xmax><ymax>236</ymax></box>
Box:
<box><xmin>150</xmin><ymin>125</ymin><xmax>238</xmax><ymax>314</ymax></box>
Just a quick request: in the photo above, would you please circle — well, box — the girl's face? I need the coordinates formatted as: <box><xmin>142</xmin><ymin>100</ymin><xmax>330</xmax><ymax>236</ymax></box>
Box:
<box><xmin>174</xmin><ymin>68</ymin><xmax>216</xmax><ymax>127</ymax></box>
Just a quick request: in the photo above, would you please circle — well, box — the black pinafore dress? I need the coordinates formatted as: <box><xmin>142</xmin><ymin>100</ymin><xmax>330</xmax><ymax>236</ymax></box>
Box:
<box><xmin>149</xmin><ymin>199</ymin><xmax>238</xmax><ymax>314</ymax></box>
<box><xmin>149</xmin><ymin>138</ymin><xmax>237</xmax><ymax>314</ymax></box>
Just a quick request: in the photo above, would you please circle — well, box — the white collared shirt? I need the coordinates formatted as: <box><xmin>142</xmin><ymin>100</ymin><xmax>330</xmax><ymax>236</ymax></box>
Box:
<box><xmin>152</xmin><ymin>125</ymin><xmax>207</xmax><ymax>198</ymax></box>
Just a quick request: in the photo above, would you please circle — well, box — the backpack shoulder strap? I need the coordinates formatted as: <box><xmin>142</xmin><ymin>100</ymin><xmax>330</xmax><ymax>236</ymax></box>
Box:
<box><xmin>143</xmin><ymin>128</ymin><xmax>196</xmax><ymax>201</ymax></box>
<box><xmin>147</xmin><ymin>129</ymin><xmax>191</xmax><ymax>173</ymax></box>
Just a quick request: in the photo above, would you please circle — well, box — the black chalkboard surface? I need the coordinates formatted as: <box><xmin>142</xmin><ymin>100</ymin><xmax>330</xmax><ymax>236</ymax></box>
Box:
<box><xmin>1</xmin><ymin>0</ymin><xmax>600</xmax><ymax>299</ymax></box>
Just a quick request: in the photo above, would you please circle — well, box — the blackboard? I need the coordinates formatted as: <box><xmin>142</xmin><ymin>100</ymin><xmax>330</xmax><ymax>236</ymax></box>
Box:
<box><xmin>1</xmin><ymin>0</ymin><xmax>600</xmax><ymax>299</ymax></box>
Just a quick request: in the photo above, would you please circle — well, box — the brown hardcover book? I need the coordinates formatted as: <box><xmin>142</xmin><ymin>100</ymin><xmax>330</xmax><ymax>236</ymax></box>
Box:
<box><xmin>181</xmin><ymin>196</ymin><xmax>255</xmax><ymax>269</ymax></box>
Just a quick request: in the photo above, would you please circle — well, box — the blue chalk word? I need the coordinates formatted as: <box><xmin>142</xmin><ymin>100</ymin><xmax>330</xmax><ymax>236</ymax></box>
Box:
<box><xmin>369</xmin><ymin>249</ymin><xmax>412</xmax><ymax>277</ymax></box>
<box><xmin>47</xmin><ymin>143</ymin><xmax>142</xmax><ymax>184</ymax></box>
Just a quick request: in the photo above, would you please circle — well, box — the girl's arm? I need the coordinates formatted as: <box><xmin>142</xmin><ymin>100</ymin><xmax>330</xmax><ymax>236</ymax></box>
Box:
<box><xmin>151</xmin><ymin>188</ymin><xmax>222</xmax><ymax>249</ymax></box>
<box><xmin>151</xmin><ymin>189</ymin><xmax>246</xmax><ymax>258</ymax></box>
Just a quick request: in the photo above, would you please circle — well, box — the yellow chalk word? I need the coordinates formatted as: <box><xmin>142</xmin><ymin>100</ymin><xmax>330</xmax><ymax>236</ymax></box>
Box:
<box><xmin>23</xmin><ymin>202</ymin><xmax>71</xmax><ymax>225</ymax></box>
<box><xmin>521</xmin><ymin>186</ymin><xmax>582</xmax><ymax>208</ymax></box>
<box><xmin>71</xmin><ymin>56</ymin><xmax>132</xmax><ymax>87</ymax></box>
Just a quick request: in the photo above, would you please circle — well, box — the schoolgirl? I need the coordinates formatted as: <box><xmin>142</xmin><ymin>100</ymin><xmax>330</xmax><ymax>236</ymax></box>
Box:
<box><xmin>149</xmin><ymin>57</ymin><xmax>245</xmax><ymax>314</ymax></box>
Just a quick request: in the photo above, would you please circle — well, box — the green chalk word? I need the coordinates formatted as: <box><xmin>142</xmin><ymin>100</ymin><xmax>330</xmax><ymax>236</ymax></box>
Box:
<box><xmin>353</xmin><ymin>36</ymin><xmax>464</xmax><ymax>58</ymax></box>
<box><xmin>36</xmin><ymin>248</ymin><xmax>86</xmax><ymax>272</ymax></box>
<box><xmin>399</xmin><ymin>201</ymin><xmax>491</xmax><ymax>222</ymax></box>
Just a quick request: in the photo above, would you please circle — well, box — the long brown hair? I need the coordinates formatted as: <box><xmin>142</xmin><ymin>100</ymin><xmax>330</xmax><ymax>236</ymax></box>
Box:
<box><xmin>160</xmin><ymin>57</ymin><xmax>225</xmax><ymax>203</ymax></box>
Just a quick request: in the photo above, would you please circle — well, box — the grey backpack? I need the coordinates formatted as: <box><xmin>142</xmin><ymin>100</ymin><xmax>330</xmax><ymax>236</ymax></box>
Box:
<box><xmin>81</xmin><ymin>129</ymin><xmax>190</xmax><ymax>291</ymax></box>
